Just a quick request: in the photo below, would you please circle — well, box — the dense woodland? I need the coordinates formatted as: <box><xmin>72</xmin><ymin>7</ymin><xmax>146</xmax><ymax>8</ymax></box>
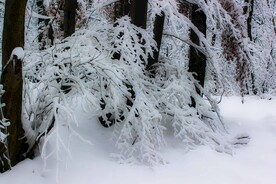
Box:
<box><xmin>0</xmin><ymin>0</ymin><xmax>275</xmax><ymax>173</ymax></box>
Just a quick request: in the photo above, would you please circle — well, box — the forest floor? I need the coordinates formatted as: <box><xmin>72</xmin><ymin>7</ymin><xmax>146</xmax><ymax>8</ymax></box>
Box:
<box><xmin>0</xmin><ymin>95</ymin><xmax>276</xmax><ymax>184</ymax></box>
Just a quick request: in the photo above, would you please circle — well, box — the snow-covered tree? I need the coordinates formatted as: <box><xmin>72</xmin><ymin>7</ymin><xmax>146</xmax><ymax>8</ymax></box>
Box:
<box><xmin>2</xmin><ymin>0</ymin><xmax>275</xmax><ymax>172</ymax></box>
<box><xmin>248</xmin><ymin>0</ymin><xmax>276</xmax><ymax>94</ymax></box>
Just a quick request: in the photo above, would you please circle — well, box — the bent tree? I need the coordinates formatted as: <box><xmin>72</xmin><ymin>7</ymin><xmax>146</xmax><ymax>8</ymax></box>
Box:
<box><xmin>0</xmin><ymin>0</ymin><xmax>28</xmax><ymax>172</ymax></box>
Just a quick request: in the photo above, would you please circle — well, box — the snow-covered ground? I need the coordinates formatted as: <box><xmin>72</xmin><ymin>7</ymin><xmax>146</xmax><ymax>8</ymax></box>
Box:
<box><xmin>0</xmin><ymin>96</ymin><xmax>276</xmax><ymax>184</ymax></box>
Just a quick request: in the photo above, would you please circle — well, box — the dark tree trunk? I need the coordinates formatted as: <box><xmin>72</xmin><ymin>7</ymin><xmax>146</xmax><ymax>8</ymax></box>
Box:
<box><xmin>48</xmin><ymin>24</ymin><xmax>55</xmax><ymax>46</ymax></box>
<box><xmin>188</xmin><ymin>4</ymin><xmax>207</xmax><ymax>107</ymax></box>
<box><xmin>244</xmin><ymin>0</ymin><xmax>258</xmax><ymax>94</ymax></box>
<box><xmin>64</xmin><ymin>0</ymin><xmax>77</xmax><ymax>38</ymax></box>
<box><xmin>62</xmin><ymin>0</ymin><xmax>78</xmax><ymax>93</ymax></box>
<box><xmin>247</xmin><ymin>0</ymin><xmax>257</xmax><ymax>94</ymax></box>
<box><xmin>244</xmin><ymin>0</ymin><xmax>254</xmax><ymax>41</ymax></box>
<box><xmin>129</xmin><ymin>0</ymin><xmax>149</xmax><ymax>70</ymax></box>
<box><xmin>247</xmin><ymin>0</ymin><xmax>254</xmax><ymax>41</ymax></box>
<box><xmin>188</xmin><ymin>4</ymin><xmax>207</xmax><ymax>90</ymax></box>
<box><xmin>0</xmin><ymin>0</ymin><xmax>28</xmax><ymax>173</ymax></box>
<box><xmin>114</xmin><ymin>0</ymin><xmax>131</xmax><ymax>21</ymax></box>
<box><xmin>147</xmin><ymin>12</ymin><xmax>165</xmax><ymax>75</ymax></box>
<box><xmin>99</xmin><ymin>0</ymin><xmax>149</xmax><ymax>128</ymax></box>
<box><xmin>130</xmin><ymin>0</ymin><xmax>148</xmax><ymax>29</ymax></box>
<box><xmin>112</xmin><ymin>0</ymin><xmax>131</xmax><ymax>60</ymax></box>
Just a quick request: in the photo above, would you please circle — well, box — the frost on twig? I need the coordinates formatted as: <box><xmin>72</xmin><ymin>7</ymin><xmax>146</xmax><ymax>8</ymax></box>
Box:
<box><xmin>0</xmin><ymin>84</ymin><xmax>11</xmax><ymax>171</ymax></box>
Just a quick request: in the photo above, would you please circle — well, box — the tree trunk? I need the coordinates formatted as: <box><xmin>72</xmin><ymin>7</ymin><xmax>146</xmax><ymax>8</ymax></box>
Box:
<box><xmin>130</xmin><ymin>0</ymin><xmax>148</xmax><ymax>29</ymax></box>
<box><xmin>114</xmin><ymin>0</ymin><xmax>131</xmax><ymax>21</ymax></box>
<box><xmin>247</xmin><ymin>0</ymin><xmax>254</xmax><ymax>41</ymax></box>
<box><xmin>112</xmin><ymin>0</ymin><xmax>131</xmax><ymax>60</ymax></box>
<box><xmin>244</xmin><ymin>0</ymin><xmax>258</xmax><ymax>94</ymax></box>
<box><xmin>188</xmin><ymin>4</ymin><xmax>207</xmax><ymax>91</ymax></box>
<box><xmin>244</xmin><ymin>0</ymin><xmax>254</xmax><ymax>41</ymax></box>
<box><xmin>99</xmin><ymin>0</ymin><xmax>148</xmax><ymax>128</ymax></box>
<box><xmin>64</xmin><ymin>0</ymin><xmax>77</xmax><ymax>38</ymax></box>
<box><xmin>0</xmin><ymin>0</ymin><xmax>28</xmax><ymax>172</ymax></box>
<box><xmin>147</xmin><ymin>12</ymin><xmax>165</xmax><ymax>75</ymax></box>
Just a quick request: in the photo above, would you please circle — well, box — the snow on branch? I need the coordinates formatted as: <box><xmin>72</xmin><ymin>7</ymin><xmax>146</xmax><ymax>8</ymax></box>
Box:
<box><xmin>27</xmin><ymin>7</ymin><xmax>54</xmax><ymax>20</ymax></box>
<box><xmin>0</xmin><ymin>84</ymin><xmax>11</xmax><ymax>170</ymax></box>
<box><xmin>22</xmin><ymin>0</ymin><xmax>236</xmax><ymax>167</ymax></box>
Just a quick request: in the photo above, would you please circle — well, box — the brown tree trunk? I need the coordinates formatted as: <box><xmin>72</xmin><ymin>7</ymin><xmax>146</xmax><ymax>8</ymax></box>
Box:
<box><xmin>0</xmin><ymin>0</ymin><xmax>28</xmax><ymax>172</ymax></box>
<box><xmin>64</xmin><ymin>0</ymin><xmax>77</xmax><ymax>38</ymax></box>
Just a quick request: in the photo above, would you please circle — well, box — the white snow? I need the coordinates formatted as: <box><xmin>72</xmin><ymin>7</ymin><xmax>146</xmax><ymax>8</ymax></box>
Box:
<box><xmin>9</xmin><ymin>47</ymin><xmax>25</xmax><ymax>61</ymax></box>
<box><xmin>43</xmin><ymin>0</ymin><xmax>50</xmax><ymax>11</ymax></box>
<box><xmin>0</xmin><ymin>95</ymin><xmax>276</xmax><ymax>184</ymax></box>
<box><xmin>27</xmin><ymin>7</ymin><xmax>53</xmax><ymax>20</ymax></box>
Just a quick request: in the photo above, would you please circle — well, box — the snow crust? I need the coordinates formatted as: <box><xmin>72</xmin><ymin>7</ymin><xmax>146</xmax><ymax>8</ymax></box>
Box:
<box><xmin>0</xmin><ymin>96</ymin><xmax>276</xmax><ymax>184</ymax></box>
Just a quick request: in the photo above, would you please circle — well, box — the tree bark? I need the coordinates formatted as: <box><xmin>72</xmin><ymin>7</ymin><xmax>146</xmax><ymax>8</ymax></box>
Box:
<box><xmin>244</xmin><ymin>0</ymin><xmax>258</xmax><ymax>94</ymax></box>
<box><xmin>147</xmin><ymin>12</ymin><xmax>165</xmax><ymax>75</ymax></box>
<box><xmin>130</xmin><ymin>0</ymin><xmax>148</xmax><ymax>29</ymax></box>
<box><xmin>188</xmin><ymin>4</ymin><xmax>207</xmax><ymax>91</ymax></box>
<box><xmin>114</xmin><ymin>0</ymin><xmax>131</xmax><ymax>21</ymax></box>
<box><xmin>99</xmin><ymin>0</ymin><xmax>148</xmax><ymax>128</ymax></box>
<box><xmin>64</xmin><ymin>0</ymin><xmax>77</xmax><ymax>38</ymax></box>
<box><xmin>112</xmin><ymin>0</ymin><xmax>131</xmax><ymax>60</ymax></box>
<box><xmin>0</xmin><ymin>0</ymin><xmax>28</xmax><ymax>172</ymax></box>
<box><xmin>244</xmin><ymin>0</ymin><xmax>254</xmax><ymax>41</ymax></box>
